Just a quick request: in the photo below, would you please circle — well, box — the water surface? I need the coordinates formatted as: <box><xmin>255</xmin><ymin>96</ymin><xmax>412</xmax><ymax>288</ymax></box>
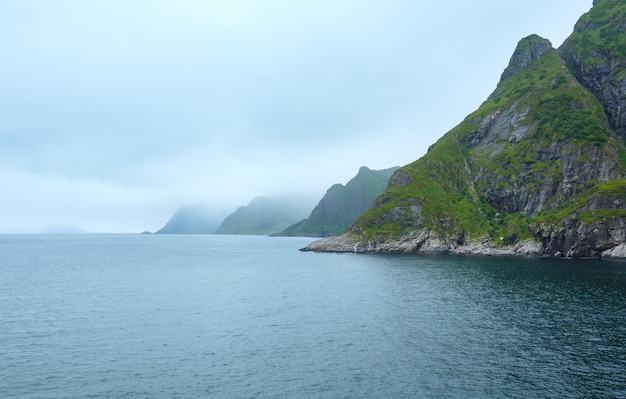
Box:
<box><xmin>1</xmin><ymin>234</ymin><xmax>625</xmax><ymax>398</ymax></box>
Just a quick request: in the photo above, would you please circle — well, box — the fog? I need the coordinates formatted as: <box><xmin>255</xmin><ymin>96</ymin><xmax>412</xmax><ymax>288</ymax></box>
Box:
<box><xmin>0</xmin><ymin>0</ymin><xmax>592</xmax><ymax>233</ymax></box>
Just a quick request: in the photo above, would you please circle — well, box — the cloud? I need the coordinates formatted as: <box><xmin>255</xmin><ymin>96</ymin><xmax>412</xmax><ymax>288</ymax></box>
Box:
<box><xmin>0</xmin><ymin>0</ymin><xmax>593</xmax><ymax>232</ymax></box>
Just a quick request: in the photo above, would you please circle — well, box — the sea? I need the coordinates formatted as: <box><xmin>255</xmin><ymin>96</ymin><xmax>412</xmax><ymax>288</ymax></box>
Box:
<box><xmin>1</xmin><ymin>234</ymin><xmax>625</xmax><ymax>399</ymax></box>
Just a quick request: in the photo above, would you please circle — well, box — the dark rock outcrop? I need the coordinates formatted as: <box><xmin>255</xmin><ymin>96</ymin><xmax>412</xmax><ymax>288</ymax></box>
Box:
<box><xmin>500</xmin><ymin>35</ymin><xmax>553</xmax><ymax>81</ymax></box>
<box><xmin>559</xmin><ymin>0</ymin><xmax>626</xmax><ymax>140</ymax></box>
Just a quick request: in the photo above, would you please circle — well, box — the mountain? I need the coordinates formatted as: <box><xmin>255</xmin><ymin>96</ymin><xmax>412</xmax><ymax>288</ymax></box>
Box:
<box><xmin>275</xmin><ymin>166</ymin><xmax>398</xmax><ymax>237</ymax></box>
<box><xmin>304</xmin><ymin>0</ymin><xmax>626</xmax><ymax>259</ymax></box>
<box><xmin>155</xmin><ymin>206</ymin><xmax>223</xmax><ymax>234</ymax></box>
<box><xmin>216</xmin><ymin>196</ymin><xmax>314</xmax><ymax>235</ymax></box>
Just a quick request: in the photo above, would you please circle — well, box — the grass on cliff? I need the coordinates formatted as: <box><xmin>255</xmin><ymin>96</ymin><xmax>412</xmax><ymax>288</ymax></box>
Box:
<box><xmin>352</xmin><ymin>37</ymin><xmax>620</xmax><ymax>245</ymax></box>
<box><xmin>354</xmin><ymin>132</ymin><xmax>535</xmax><ymax>244</ymax></box>
<box><xmin>566</xmin><ymin>0</ymin><xmax>626</xmax><ymax>66</ymax></box>
<box><xmin>460</xmin><ymin>50</ymin><xmax>612</xmax><ymax>148</ymax></box>
<box><xmin>534</xmin><ymin>179</ymin><xmax>626</xmax><ymax>225</ymax></box>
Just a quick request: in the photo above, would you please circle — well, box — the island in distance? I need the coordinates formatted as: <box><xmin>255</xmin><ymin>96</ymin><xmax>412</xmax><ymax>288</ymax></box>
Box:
<box><xmin>274</xmin><ymin>166</ymin><xmax>398</xmax><ymax>237</ymax></box>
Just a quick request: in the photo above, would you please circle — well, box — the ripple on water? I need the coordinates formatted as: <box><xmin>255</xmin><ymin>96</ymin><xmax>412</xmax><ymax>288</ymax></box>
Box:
<box><xmin>1</xmin><ymin>235</ymin><xmax>625</xmax><ymax>398</ymax></box>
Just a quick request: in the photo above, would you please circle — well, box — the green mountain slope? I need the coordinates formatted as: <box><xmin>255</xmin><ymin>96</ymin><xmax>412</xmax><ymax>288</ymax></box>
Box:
<box><xmin>216</xmin><ymin>196</ymin><xmax>314</xmax><ymax>235</ymax></box>
<box><xmin>275</xmin><ymin>166</ymin><xmax>398</xmax><ymax>237</ymax></box>
<box><xmin>304</xmin><ymin>0</ymin><xmax>626</xmax><ymax>259</ymax></box>
<box><xmin>559</xmin><ymin>0</ymin><xmax>626</xmax><ymax>139</ymax></box>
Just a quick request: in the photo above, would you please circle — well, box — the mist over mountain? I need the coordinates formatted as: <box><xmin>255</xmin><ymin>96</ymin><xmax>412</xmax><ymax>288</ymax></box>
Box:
<box><xmin>305</xmin><ymin>0</ymin><xmax>626</xmax><ymax>259</ymax></box>
<box><xmin>40</xmin><ymin>225</ymin><xmax>86</xmax><ymax>234</ymax></box>
<box><xmin>216</xmin><ymin>196</ymin><xmax>315</xmax><ymax>235</ymax></box>
<box><xmin>276</xmin><ymin>166</ymin><xmax>398</xmax><ymax>237</ymax></box>
<box><xmin>155</xmin><ymin>206</ymin><xmax>224</xmax><ymax>234</ymax></box>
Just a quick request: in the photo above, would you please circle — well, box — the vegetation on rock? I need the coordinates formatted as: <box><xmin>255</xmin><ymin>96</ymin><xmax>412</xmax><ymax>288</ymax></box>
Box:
<box><xmin>306</xmin><ymin>0</ymin><xmax>626</xmax><ymax>258</ymax></box>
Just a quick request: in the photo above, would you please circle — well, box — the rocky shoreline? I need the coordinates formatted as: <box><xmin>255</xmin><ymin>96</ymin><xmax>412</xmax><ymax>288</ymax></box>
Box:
<box><xmin>301</xmin><ymin>230</ymin><xmax>626</xmax><ymax>260</ymax></box>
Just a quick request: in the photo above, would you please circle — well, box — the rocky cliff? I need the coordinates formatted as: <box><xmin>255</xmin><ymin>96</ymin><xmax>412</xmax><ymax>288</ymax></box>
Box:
<box><xmin>304</xmin><ymin>0</ymin><xmax>626</xmax><ymax>259</ymax></box>
<box><xmin>559</xmin><ymin>0</ymin><xmax>626</xmax><ymax>140</ymax></box>
<box><xmin>275</xmin><ymin>166</ymin><xmax>398</xmax><ymax>237</ymax></box>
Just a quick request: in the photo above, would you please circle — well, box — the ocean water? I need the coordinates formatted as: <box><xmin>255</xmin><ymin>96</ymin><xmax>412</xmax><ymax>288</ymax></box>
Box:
<box><xmin>1</xmin><ymin>234</ymin><xmax>625</xmax><ymax>399</ymax></box>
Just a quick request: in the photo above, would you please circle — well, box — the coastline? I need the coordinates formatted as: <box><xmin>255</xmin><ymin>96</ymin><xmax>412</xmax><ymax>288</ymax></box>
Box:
<box><xmin>301</xmin><ymin>231</ymin><xmax>626</xmax><ymax>260</ymax></box>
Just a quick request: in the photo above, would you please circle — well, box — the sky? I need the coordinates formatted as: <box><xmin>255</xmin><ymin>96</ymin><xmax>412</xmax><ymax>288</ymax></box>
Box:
<box><xmin>0</xmin><ymin>0</ymin><xmax>593</xmax><ymax>233</ymax></box>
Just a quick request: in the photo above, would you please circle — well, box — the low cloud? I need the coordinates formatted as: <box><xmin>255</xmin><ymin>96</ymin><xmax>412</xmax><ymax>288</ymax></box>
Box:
<box><xmin>0</xmin><ymin>0</ymin><xmax>592</xmax><ymax>232</ymax></box>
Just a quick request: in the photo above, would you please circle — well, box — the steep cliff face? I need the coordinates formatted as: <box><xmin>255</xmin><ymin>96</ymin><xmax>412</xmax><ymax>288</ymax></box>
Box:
<box><xmin>559</xmin><ymin>0</ymin><xmax>626</xmax><ymax>140</ymax></box>
<box><xmin>276</xmin><ymin>166</ymin><xmax>398</xmax><ymax>237</ymax></box>
<box><xmin>304</xmin><ymin>1</ymin><xmax>626</xmax><ymax>258</ymax></box>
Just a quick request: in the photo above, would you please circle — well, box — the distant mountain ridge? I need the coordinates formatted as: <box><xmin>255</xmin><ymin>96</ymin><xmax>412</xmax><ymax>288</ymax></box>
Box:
<box><xmin>276</xmin><ymin>166</ymin><xmax>398</xmax><ymax>237</ymax></box>
<box><xmin>305</xmin><ymin>0</ymin><xmax>626</xmax><ymax>259</ymax></box>
<box><xmin>155</xmin><ymin>206</ymin><xmax>222</xmax><ymax>234</ymax></box>
<box><xmin>216</xmin><ymin>196</ymin><xmax>314</xmax><ymax>235</ymax></box>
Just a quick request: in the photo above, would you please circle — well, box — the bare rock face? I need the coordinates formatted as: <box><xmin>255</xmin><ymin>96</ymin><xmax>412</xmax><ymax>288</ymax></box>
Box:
<box><xmin>302</xmin><ymin>231</ymin><xmax>545</xmax><ymax>258</ymax></box>
<box><xmin>301</xmin><ymin>235</ymin><xmax>360</xmax><ymax>253</ymax></box>
<box><xmin>602</xmin><ymin>243</ymin><xmax>626</xmax><ymax>258</ymax></box>
<box><xmin>500</xmin><ymin>35</ymin><xmax>553</xmax><ymax>81</ymax></box>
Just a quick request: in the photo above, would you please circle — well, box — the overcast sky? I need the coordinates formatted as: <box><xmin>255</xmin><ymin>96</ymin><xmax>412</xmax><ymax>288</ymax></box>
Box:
<box><xmin>0</xmin><ymin>0</ymin><xmax>592</xmax><ymax>233</ymax></box>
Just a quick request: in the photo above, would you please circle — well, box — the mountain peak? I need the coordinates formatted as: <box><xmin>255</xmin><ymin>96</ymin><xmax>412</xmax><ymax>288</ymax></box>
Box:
<box><xmin>500</xmin><ymin>34</ymin><xmax>553</xmax><ymax>82</ymax></box>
